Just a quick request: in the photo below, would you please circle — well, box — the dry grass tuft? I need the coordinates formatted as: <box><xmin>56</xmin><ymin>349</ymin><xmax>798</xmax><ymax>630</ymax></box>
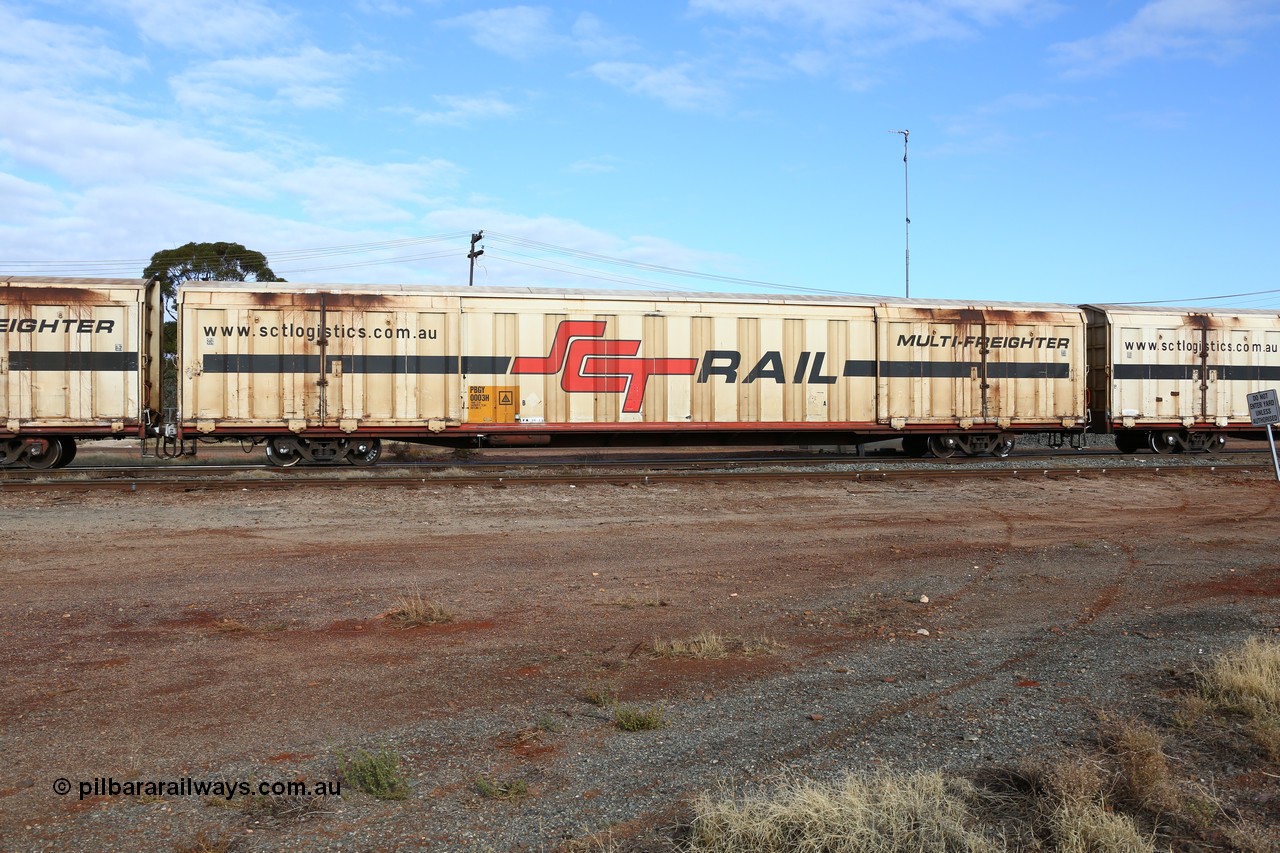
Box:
<box><xmin>652</xmin><ymin>632</ymin><xmax>786</xmax><ymax>659</ymax></box>
<box><xmin>1200</xmin><ymin>636</ymin><xmax>1280</xmax><ymax>715</ymax></box>
<box><xmin>740</xmin><ymin>635</ymin><xmax>786</xmax><ymax>656</ymax></box>
<box><xmin>212</xmin><ymin>618</ymin><xmax>251</xmax><ymax>634</ymax></box>
<box><xmin>580</xmin><ymin>683</ymin><xmax>618</xmax><ymax>707</ymax></box>
<box><xmin>653</xmin><ymin>632</ymin><xmax>727</xmax><ymax>659</ymax></box>
<box><xmin>689</xmin><ymin>772</ymin><xmax>1002</xmax><ymax>853</ymax></box>
<box><xmin>474</xmin><ymin>775</ymin><xmax>529</xmax><ymax>800</ymax></box>
<box><xmin>385</xmin><ymin>591</ymin><xmax>453</xmax><ymax>629</ymax></box>
<box><xmin>173</xmin><ymin>830</ymin><xmax>237</xmax><ymax>853</ymax></box>
<box><xmin>1045</xmin><ymin>799</ymin><xmax>1154</xmax><ymax>853</ymax></box>
<box><xmin>1098</xmin><ymin>716</ymin><xmax>1181</xmax><ymax>814</ymax></box>
<box><xmin>1199</xmin><ymin>636</ymin><xmax>1280</xmax><ymax>755</ymax></box>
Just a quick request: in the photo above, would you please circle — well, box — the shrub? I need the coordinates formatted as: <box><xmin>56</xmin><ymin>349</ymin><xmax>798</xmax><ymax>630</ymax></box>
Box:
<box><xmin>614</xmin><ymin>704</ymin><xmax>666</xmax><ymax>732</ymax></box>
<box><xmin>336</xmin><ymin>747</ymin><xmax>410</xmax><ymax>801</ymax></box>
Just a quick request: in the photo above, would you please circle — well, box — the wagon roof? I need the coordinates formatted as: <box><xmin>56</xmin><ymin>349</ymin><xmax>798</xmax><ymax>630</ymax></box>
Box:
<box><xmin>176</xmin><ymin>280</ymin><xmax>1086</xmax><ymax>312</ymax></box>
<box><xmin>2</xmin><ymin>275</ymin><xmax>150</xmax><ymax>288</ymax></box>
<box><xmin>1084</xmin><ymin>303</ymin><xmax>1280</xmax><ymax>317</ymax></box>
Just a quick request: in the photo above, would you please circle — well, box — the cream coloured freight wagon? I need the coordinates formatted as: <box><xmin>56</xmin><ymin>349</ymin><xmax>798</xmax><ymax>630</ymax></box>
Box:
<box><xmin>177</xmin><ymin>283</ymin><xmax>1087</xmax><ymax>465</ymax></box>
<box><xmin>1</xmin><ymin>276</ymin><xmax>162</xmax><ymax>468</ymax></box>
<box><xmin>1085</xmin><ymin>305</ymin><xmax>1280</xmax><ymax>453</ymax></box>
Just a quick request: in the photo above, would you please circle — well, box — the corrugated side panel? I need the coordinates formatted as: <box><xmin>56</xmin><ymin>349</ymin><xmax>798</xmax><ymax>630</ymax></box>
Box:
<box><xmin>460</xmin><ymin>296</ymin><xmax>878</xmax><ymax>425</ymax></box>
<box><xmin>1</xmin><ymin>284</ymin><xmax>145</xmax><ymax>430</ymax></box>
<box><xmin>181</xmin><ymin>289</ymin><xmax>462</xmax><ymax>427</ymax></box>
<box><xmin>876</xmin><ymin>306</ymin><xmax>1086</xmax><ymax>427</ymax></box>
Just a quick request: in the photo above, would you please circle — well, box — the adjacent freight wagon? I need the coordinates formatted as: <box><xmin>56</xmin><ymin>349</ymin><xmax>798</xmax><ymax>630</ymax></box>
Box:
<box><xmin>177</xmin><ymin>283</ymin><xmax>1088</xmax><ymax>465</ymax></box>
<box><xmin>1</xmin><ymin>276</ymin><xmax>161</xmax><ymax>468</ymax></box>
<box><xmin>1085</xmin><ymin>304</ymin><xmax>1280</xmax><ymax>453</ymax></box>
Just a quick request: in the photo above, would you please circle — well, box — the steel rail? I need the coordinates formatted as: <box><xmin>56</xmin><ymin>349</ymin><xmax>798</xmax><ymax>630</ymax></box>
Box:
<box><xmin>0</xmin><ymin>461</ymin><xmax>1267</xmax><ymax>492</ymax></box>
<box><xmin>3</xmin><ymin>446</ymin><xmax>1273</xmax><ymax>480</ymax></box>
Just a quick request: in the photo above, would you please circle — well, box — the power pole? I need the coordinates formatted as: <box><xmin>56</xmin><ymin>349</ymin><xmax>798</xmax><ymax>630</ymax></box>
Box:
<box><xmin>468</xmin><ymin>231</ymin><xmax>484</xmax><ymax>287</ymax></box>
<box><xmin>888</xmin><ymin>130</ymin><xmax>910</xmax><ymax>298</ymax></box>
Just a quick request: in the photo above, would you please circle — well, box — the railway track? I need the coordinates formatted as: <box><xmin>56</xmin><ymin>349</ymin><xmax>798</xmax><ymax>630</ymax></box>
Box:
<box><xmin>1</xmin><ymin>450</ymin><xmax>1273</xmax><ymax>491</ymax></box>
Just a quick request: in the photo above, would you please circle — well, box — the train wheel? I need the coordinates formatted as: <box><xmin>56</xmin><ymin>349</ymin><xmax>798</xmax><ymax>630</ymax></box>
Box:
<box><xmin>1113</xmin><ymin>431</ymin><xmax>1142</xmax><ymax>454</ymax></box>
<box><xmin>21</xmin><ymin>438</ymin><xmax>64</xmax><ymax>470</ymax></box>
<box><xmin>901</xmin><ymin>435</ymin><xmax>929</xmax><ymax>457</ymax></box>
<box><xmin>991</xmin><ymin>434</ymin><xmax>1016</xmax><ymax>458</ymax></box>
<box><xmin>928</xmin><ymin>435</ymin><xmax>958</xmax><ymax>459</ymax></box>
<box><xmin>54</xmin><ymin>438</ymin><xmax>77</xmax><ymax>468</ymax></box>
<box><xmin>1203</xmin><ymin>433</ymin><xmax>1226</xmax><ymax>454</ymax></box>
<box><xmin>265</xmin><ymin>437</ymin><xmax>302</xmax><ymax>467</ymax></box>
<box><xmin>1149</xmin><ymin>431</ymin><xmax>1180</xmax><ymax>454</ymax></box>
<box><xmin>348</xmin><ymin>439</ymin><xmax>382</xmax><ymax>467</ymax></box>
<box><xmin>1</xmin><ymin>438</ymin><xmax>24</xmax><ymax>467</ymax></box>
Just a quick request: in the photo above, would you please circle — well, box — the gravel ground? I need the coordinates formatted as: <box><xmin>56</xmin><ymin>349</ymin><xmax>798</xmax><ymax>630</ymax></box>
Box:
<box><xmin>1</xmin><ymin>466</ymin><xmax>1278</xmax><ymax>851</ymax></box>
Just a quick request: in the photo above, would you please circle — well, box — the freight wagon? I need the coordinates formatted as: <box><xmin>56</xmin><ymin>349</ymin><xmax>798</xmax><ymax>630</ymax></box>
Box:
<box><xmin>1085</xmin><ymin>304</ymin><xmax>1280</xmax><ymax>453</ymax></box>
<box><xmin>1</xmin><ymin>276</ymin><xmax>161</xmax><ymax>468</ymax></box>
<box><xmin>6</xmin><ymin>277</ymin><xmax>1278</xmax><ymax>468</ymax></box>
<box><xmin>177</xmin><ymin>283</ymin><xmax>1088</xmax><ymax>465</ymax></box>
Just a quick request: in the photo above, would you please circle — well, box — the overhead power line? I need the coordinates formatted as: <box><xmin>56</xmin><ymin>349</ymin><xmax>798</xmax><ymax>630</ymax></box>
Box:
<box><xmin>1123</xmin><ymin>287</ymin><xmax>1280</xmax><ymax>306</ymax></box>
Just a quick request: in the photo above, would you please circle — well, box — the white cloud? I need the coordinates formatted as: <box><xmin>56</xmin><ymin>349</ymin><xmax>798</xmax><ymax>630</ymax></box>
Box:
<box><xmin>690</xmin><ymin>0</ymin><xmax>1058</xmax><ymax>46</ymax></box>
<box><xmin>0</xmin><ymin>173</ymin><xmax>66</xmax><ymax>222</ymax></box>
<box><xmin>679</xmin><ymin>0</ymin><xmax>1060</xmax><ymax>97</ymax></box>
<box><xmin>171</xmin><ymin>47</ymin><xmax>379</xmax><ymax>113</ymax></box>
<box><xmin>418</xmin><ymin>208</ymin><xmax>740</xmax><ymax>289</ymax></box>
<box><xmin>356</xmin><ymin>0</ymin><xmax>414</xmax><ymax>16</ymax></box>
<box><xmin>1052</xmin><ymin>0</ymin><xmax>1280</xmax><ymax>76</ymax></box>
<box><xmin>0</xmin><ymin>92</ymin><xmax>274</xmax><ymax>194</ymax></box>
<box><xmin>275</xmin><ymin>157</ymin><xmax>461</xmax><ymax>223</ymax></box>
<box><xmin>413</xmin><ymin>94</ymin><xmax>519</xmax><ymax>126</ymax></box>
<box><xmin>0</xmin><ymin>6</ymin><xmax>144</xmax><ymax>89</ymax></box>
<box><xmin>440</xmin><ymin>6</ymin><xmax>559</xmax><ymax>59</ymax></box>
<box><xmin>936</xmin><ymin>91</ymin><xmax>1069</xmax><ymax>153</ymax></box>
<box><xmin>439</xmin><ymin>7</ymin><xmax>637</xmax><ymax>59</ymax></box>
<box><xmin>570</xmin><ymin>12</ymin><xmax>640</xmax><ymax>57</ymax></box>
<box><xmin>105</xmin><ymin>0</ymin><xmax>295</xmax><ymax>53</ymax></box>
<box><xmin>588</xmin><ymin>62</ymin><xmax>725</xmax><ymax>112</ymax></box>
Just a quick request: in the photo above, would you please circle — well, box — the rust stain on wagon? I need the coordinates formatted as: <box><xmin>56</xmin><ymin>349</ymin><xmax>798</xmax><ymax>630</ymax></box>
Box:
<box><xmin>0</xmin><ymin>286</ymin><xmax>117</xmax><ymax>306</ymax></box>
<box><xmin>1185</xmin><ymin>312</ymin><xmax>1252</xmax><ymax>330</ymax></box>
<box><xmin>246</xmin><ymin>290</ymin><xmax>395</xmax><ymax>310</ymax></box>
<box><xmin>894</xmin><ymin>307</ymin><xmax>1069</xmax><ymax>325</ymax></box>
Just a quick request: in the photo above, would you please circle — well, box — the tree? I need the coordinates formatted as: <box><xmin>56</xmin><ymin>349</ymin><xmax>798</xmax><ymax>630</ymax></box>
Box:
<box><xmin>144</xmin><ymin>241</ymin><xmax>284</xmax><ymax>409</ymax></box>
<box><xmin>144</xmin><ymin>241</ymin><xmax>284</xmax><ymax>308</ymax></box>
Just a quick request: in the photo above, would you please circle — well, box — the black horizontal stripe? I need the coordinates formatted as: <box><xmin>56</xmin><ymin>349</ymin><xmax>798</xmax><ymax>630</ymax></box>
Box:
<box><xmin>842</xmin><ymin>360</ymin><xmax>875</xmax><ymax>377</ymax></box>
<box><xmin>1114</xmin><ymin>364</ymin><xmax>1280</xmax><ymax>381</ymax></box>
<box><xmin>202</xmin><ymin>354</ymin><xmax>513</xmax><ymax>375</ymax></box>
<box><xmin>879</xmin><ymin>361</ymin><xmax>1069</xmax><ymax>379</ymax></box>
<box><xmin>8</xmin><ymin>350</ymin><xmax>139</xmax><ymax>371</ymax></box>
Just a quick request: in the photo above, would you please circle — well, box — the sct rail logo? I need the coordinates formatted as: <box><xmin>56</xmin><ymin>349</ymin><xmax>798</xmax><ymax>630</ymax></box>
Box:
<box><xmin>511</xmin><ymin>320</ymin><xmax>697</xmax><ymax>413</ymax></box>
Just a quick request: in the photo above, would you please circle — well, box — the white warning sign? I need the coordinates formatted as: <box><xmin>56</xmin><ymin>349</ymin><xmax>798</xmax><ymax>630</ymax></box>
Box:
<box><xmin>1247</xmin><ymin>389</ymin><xmax>1279</xmax><ymax>426</ymax></box>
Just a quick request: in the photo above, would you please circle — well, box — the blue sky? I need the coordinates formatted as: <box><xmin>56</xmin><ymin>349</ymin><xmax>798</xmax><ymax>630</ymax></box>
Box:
<box><xmin>2</xmin><ymin>0</ymin><xmax>1278</xmax><ymax>307</ymax></box>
